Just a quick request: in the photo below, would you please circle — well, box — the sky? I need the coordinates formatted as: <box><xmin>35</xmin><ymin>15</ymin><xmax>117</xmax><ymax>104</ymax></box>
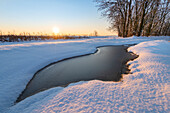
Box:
<box><xmin>0</xmin><ymin>0</ymin><xmax>116</xmax><ymax>36</ymax></box>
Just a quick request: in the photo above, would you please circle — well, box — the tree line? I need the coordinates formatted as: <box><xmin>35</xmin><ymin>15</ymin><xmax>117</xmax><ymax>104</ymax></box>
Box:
<box><xmin>95</xmin><ymin>0</ymin><xmax>170</xmax><ymax>37</ymax></box>
<box><xmin>0</xmin><ymin>35</ymin><xmax>89</xmax><ymax>42</ymax></box>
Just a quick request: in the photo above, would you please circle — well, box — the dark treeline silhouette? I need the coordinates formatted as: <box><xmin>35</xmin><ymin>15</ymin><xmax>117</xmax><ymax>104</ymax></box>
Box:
<box><xmin>95</xmin><ymin>0</ymin><xmax>170</xmax><ymax>37</ymax></box>
<box><xmin>0</xmin><ymin>35</ymin><xmax>89</xmax><ymax>42</ymax></box>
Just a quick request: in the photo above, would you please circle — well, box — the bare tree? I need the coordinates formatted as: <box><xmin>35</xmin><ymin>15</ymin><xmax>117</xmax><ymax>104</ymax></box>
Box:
<box><xmin>94</xmin><ymin>30</ymin><xmax>98</xmax><ymax>36</ymax></box>
<box><xmin>95</xmin><ymin>0</ymin><xmax>170</xmax><ymax>37</ymax></box>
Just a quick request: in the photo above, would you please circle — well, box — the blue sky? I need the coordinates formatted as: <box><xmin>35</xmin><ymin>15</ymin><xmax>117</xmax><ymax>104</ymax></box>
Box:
<box><xmin>0</xmin><ymin>0</ymin><xmax>115</xmax><ymax>35</ymax></box>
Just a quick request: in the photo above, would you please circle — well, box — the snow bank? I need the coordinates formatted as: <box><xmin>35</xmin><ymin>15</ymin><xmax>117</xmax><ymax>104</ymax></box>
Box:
<box><xmin>0</xmin><ymin>36</ymin><xmax>170</xmax><ymax>112</ymax></box>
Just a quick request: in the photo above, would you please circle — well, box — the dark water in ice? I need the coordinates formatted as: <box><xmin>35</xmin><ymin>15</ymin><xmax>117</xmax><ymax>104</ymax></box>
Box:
<box><xmin>17</xmin><ymin>45</ymin><xmax>138</xmax><ymax>102</ymax></box>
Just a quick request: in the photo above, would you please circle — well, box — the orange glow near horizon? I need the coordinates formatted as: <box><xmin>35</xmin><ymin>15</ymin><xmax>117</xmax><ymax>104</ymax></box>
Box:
<box><xmin>0</xmin><ymin>28</ymin><xmax>117</xmax><ymax>36</ymax></box>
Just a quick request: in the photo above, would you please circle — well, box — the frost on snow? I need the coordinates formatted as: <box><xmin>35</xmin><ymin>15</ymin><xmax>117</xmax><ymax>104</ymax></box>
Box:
<box><xmin>0</xmin><ymin>36</ymin><xmax>170</xmax><ymax>113</ymax></box>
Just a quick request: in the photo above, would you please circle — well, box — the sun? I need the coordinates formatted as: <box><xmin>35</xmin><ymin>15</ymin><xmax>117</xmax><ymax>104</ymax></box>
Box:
<box><xmin>53</xmin><ymin>27</ymin><xmax>60</xmax><ymax>34</ymax></box>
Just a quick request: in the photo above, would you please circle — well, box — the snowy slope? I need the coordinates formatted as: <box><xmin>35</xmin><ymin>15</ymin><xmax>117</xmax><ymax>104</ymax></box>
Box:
<box><xmin>0</xmin><ymin>36</ymin><xmax>170</xmax><ymax>112</ymax></box>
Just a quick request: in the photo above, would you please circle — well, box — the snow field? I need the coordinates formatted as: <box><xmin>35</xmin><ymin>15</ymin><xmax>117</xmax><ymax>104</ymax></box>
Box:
<box><xmin>0</xmin><ymin>36</ymin><xmax>169</xmax><ymax>112</ymax></box>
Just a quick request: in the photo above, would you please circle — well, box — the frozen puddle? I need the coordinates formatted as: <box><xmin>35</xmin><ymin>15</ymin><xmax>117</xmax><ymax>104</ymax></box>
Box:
<box><xmin>17</xmin><ymin>45</ymin><xmax>138</xmax><ymax>102</ymax></box>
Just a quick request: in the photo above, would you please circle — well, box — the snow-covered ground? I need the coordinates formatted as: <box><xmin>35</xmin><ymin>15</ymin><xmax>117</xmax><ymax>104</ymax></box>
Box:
<box><xmin>0</xmin><ymin>36</ymin><xmax>170</xmax><ymax>113</ymax></box>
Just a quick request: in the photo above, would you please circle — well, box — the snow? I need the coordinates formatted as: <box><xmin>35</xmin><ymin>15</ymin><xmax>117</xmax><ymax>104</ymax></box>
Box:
<box><xmin>0</xmin><ymin>36</ymin><xmax>170</xmax><ymax>112</ymax></box>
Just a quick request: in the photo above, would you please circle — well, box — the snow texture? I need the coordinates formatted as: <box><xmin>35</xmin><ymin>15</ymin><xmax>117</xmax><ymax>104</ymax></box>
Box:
<box><xmin>0</xmin><ymin>36</ymin><xmax>170</xmax><ymax>113</ymax></box>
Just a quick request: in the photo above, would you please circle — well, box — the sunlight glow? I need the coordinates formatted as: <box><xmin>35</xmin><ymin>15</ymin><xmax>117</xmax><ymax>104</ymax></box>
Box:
<box><xmin>53</xmin><ymin>27</ymin><xmax>60</xmax><ymax>34</ymax></box>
